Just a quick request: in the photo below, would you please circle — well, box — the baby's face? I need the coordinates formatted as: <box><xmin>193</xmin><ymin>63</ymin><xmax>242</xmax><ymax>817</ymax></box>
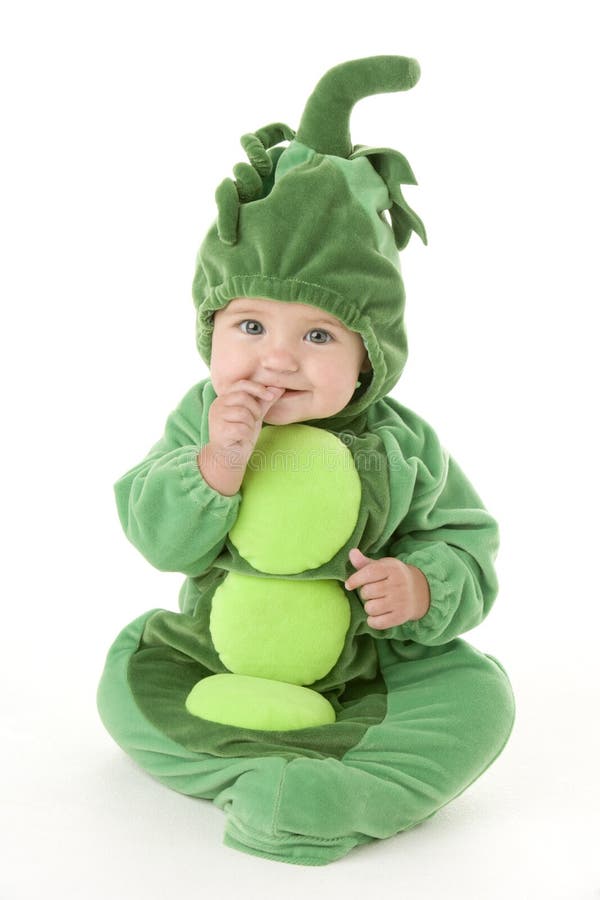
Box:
<box><xmin>211</xmin><ymin>297</ymin><xmax>370</xmax><ymax>425</ymax></box>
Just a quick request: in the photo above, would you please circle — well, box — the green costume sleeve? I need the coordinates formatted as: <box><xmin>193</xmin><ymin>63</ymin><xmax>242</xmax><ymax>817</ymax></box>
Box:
<box><xmin>113</xmin><ymin>379</ymin><xmax>241</xmax><ymax>576</ymax></box>
<box><xmin>366</xmin><ymin>396</ymin><xmax>499</xmax><ymax>647</ymax></box>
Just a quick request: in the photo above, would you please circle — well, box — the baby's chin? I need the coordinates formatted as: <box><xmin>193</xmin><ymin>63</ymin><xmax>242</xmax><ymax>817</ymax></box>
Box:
<box><xmin>263</xmin><ymin>398</ymin><xmax>312</xmax><ymax>425</ymax></box>
<box><xmin>263</xmin><ymin>409</ymin><xmax>308</xmax><ymax>425</ymax></box>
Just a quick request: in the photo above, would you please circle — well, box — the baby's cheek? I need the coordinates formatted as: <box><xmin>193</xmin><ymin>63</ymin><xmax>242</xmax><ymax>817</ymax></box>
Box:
<box><xmin>211</xmin><ymin>367</ymin><xmax>245</xmax><ymax>396</ymax></box>
<box><xmin>335</xmin><ymin>372</ymin><xmax>362</xmax><ymax>404</ymax></box>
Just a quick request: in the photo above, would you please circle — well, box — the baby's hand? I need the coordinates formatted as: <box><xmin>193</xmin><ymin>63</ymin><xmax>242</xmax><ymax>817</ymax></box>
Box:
<box><xmin>198</xmin><ymin>380</ymin><xmax>284</xmax><ymax>495</ymax></box>
<box><xmin>208</xmin><ymin>380</ymin><xmax>285</xmax><ymax>461</ymax></box>
<box><xmin>345</xmin><ymin>548</ymin><xmax>431</xmax><ymax>630</ymax></box>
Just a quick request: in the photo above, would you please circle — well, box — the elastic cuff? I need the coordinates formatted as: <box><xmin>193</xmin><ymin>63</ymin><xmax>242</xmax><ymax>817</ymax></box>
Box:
<box><xmin>393</xmin><ymin>547</ymin><xmax>454</xmax><ymax>642</ymax></box>
<box><xmin>176</xmin><ymin>446</ymin><xmax>241</xmax><ymax>518</ymax></box>
<box><xmin>359</xmin><ymin>547</ymin><xmax>454</xmax><ymax>644</ymax></box>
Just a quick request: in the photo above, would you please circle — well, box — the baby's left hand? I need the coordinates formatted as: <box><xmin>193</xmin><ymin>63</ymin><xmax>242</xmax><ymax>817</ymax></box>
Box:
<box><xmin>345</xmin><ymin>548</ymin><xmax>431</xmax><ymax>630</ymax></box>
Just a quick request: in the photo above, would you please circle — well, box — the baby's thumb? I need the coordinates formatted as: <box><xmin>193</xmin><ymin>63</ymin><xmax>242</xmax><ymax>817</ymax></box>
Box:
<box><xmin>349</xmin><ymin>547</ymin><xmax>371</xmax><ymax>569</ymax></box>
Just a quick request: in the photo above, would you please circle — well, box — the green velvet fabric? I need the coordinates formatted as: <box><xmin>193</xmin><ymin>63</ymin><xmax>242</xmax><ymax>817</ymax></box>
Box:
<box><xmin>98</xmin><ymin>609</ymin><xmax>514</xmax><ymax>865</ymax></box>
<box><xmin>126</xmin><ymin>605</ymin><xmax>387</xmax><ymax>760</ymax></box>
<box><xmin>97</xmin><ymin>55</ymin><xmax>514</xmax><ymax>866</ymax></box>
<box><xmin>112</xmin><ymin>378</ymin><xmax>500</xmax><ymax>647</ymax></box>
<box><xmin>294</xmin><ymin>56</ymin><xmax>421</xmax><ymax>157</ymax></box>
<box><xmin>108</xmin><ymin>375</ymin><xmax>503</xmax><ymax>758</ymax></box>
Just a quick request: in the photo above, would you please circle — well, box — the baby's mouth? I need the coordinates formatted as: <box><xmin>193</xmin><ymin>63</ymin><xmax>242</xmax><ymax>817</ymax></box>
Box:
<box><xmin>278</xmin><ymin>388</ymin><xmax>306</xmax><ymax>398</ymax></box>
<box><xmin>267</xmin><ymin>384</ymin><xmax>306</xmax><ymax>397</ymax></box>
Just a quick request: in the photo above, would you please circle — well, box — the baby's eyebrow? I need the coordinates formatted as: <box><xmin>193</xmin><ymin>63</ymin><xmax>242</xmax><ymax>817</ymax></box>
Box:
<box><xmin>223</xmin><ymin>306</ymin><xmax>344</xmax><ymax>329</ymax></box>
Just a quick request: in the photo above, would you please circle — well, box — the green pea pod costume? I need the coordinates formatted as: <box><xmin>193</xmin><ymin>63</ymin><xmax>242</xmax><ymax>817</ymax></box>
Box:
<box><xmin>97</xmin><ymin>56</ymin><xmax>515</xmax><ymax>866</ymax></box>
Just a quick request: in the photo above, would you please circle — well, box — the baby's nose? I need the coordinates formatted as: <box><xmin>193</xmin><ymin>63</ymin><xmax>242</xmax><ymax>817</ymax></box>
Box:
<box><xmin>260</xmin><ymin>346</ymin><xmax>300</xmax><ymax>374</ymax></box>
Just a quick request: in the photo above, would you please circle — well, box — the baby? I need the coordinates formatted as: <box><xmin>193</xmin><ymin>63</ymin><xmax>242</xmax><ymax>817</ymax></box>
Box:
<box><xmin>98</xmin><ymin>56</ymin><xmax>515</xmax><ymax>866</ymax></box>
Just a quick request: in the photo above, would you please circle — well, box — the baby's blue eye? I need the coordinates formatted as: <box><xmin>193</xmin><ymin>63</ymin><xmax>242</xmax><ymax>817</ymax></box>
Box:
<box><xmin>239</xmin><ymin>319</ymin><xmax>264</xmax><ymax>335</ymax></box>
<box><xmin>306</xmin><ymin>329</ymin><xmax>332</xmax><ymax>344</ymax></box>
<box><xmin>237</xmin><ymin>320</ymin><xmax>332</xmax><ymax>344</ymax></box>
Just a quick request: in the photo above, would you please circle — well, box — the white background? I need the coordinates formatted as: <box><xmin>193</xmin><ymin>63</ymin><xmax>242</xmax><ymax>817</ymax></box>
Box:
<box><xmin>2</xmin><ymin>1</ymin><xmax>599</xmax><ymax>898</ymax></box>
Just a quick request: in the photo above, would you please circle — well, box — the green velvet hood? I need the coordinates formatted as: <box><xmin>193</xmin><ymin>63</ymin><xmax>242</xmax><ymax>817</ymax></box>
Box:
<box><xmin>192</xmin><ymin>55</ymin><xmax>427</xmax><ymax>430</ymax></box>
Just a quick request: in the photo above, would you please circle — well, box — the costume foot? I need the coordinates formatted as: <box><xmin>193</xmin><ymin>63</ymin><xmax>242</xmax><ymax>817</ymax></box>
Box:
<box><xmin>215</xmin><ymin>760</ymin><xmax>369</xmax><ymax>866</ymax></box>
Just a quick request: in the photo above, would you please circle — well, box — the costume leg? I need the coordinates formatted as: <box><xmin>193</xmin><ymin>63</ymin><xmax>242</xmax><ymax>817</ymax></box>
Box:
<box><xmin>218</xmin><ymin>638</ymin><xmax>515</xmax><ymax>865</ymax></box>
<box><xmin>99</xmin><ymin>618</ymin><xmax>514</xmax><ymax>866</ymax></box>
